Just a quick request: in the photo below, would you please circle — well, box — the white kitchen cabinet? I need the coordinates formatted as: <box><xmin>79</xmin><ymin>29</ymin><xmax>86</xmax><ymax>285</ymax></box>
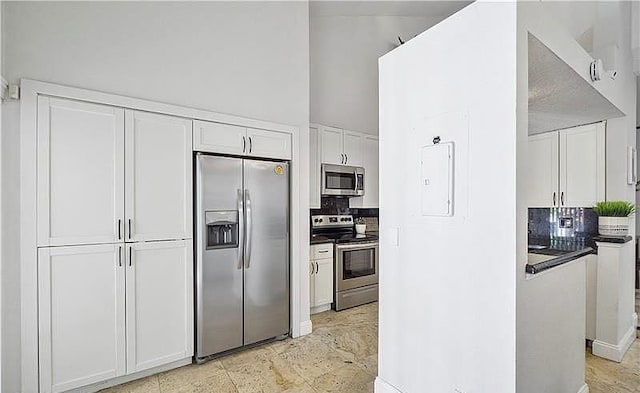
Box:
<box><xmin>527</xmin><ymin>122</ymin><xmax>605</xmax><ymax>208</ymax></box>
<box><xmin>310</xmin><ymin>243</ymin><xmax>334</xmax><ymax>313</ymax></box>
<box><xmin>38</xmin><ymin>244</ymin><xmax>126</xmax><ymax>393</ymax></box>
<box><xmin>314</xmin><ymin>259</ymin><xmax>334</xmax><ymax>306</ymax></box>
<box><xmin>37</xmin><ymin>96</ymin><xmax>125</xmax><ymax>247</ymax></box>
<box><xmin>125</xmin><ymin>111</ymin><xmax>193</xmax><ymax>242</ymax></box>
<box><xmin>559</xmin><ymin>123</ymin><xmax>606</xmax><ymax>207</ymax></box>
<box><xmin>321</xmin><ymin>126</ymin><xmax>344</xmax><ymax>165</ymax></box>
<box><xmin>343</xmin><ymin>130</ymin><xmax>363</xmax><ymax>166</ymax></box>
<box><xmin>247</xmin><ymin>127</ymin><xmax>292</xmax><ymax>160</ymax></box>
<box><xmin>527</xmin><ymin>132</ymin><xmax>559</xmax><ymax>208</ymax></box>
<box><xmin>320</xmin><ymin>126</ymin><xmax>365</xmax><ymax>166</ymax></box>
<box><xmin>309</xmin><ymin>126</ymin><xmax>321</xmax><ymax>208</ymax></box>
<box><xmin>193</xmin><ymin>120</ymin><xmax>246</xmax><ymax>156</ymax></box>
<box><xmin>351</xmin><ymin>135</ymin><xmax>379</xmax><ymax>208</ymax></box>
<box><xmin>126</xmin><ymin>240</ymin><xmax>193</xmax><ymax>373</ymax></box>
<box><xmin>193</xmin><ymin>120</ymin><xmax>292</xmax><ymax>160</ymax></box>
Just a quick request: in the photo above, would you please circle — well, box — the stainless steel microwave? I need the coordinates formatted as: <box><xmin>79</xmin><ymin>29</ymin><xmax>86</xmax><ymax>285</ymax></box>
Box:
<box><xmin>321</xmin><ymin>164</ymin><xmax>364</xmax><ymax>197</ymax></box>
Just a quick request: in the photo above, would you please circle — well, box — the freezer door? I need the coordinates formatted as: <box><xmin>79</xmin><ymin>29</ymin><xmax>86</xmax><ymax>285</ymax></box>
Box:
<box><xmin>243</xmin><ymin>160</ymin><xmax>290</xmax><ymax>345</ymax></box>
<box><xmin>195</xmin><ymin>154</ymin><xmax>244</xmax><ymax>358</ymax></box>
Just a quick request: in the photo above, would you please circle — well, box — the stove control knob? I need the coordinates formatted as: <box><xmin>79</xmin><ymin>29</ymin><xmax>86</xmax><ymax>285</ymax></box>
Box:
<box><xmin>319</xmin><ymin>219</ymin><xmax>323</xmax><ymax>223</ymax></box>
<box><xmin>313</xmin><ymin>219</ymin><xmax>318</xmax><ymax>223</ymax></box>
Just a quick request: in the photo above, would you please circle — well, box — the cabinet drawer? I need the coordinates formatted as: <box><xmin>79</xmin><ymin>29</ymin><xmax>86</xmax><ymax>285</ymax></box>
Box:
<box><xmin>311</xmin><ymin>243</ymin><xmax>333</xmax><ymax>259</ymax></box>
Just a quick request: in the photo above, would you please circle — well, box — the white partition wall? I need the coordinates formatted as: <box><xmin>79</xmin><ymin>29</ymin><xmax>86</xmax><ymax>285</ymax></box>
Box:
<box><xmin>377</xmin><ymin>3</ymin><xmax>518</xmax><ymax>393</ymax></box>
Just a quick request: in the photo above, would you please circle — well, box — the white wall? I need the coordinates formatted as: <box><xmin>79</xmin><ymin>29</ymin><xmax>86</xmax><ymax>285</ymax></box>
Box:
<box><xmin>310</xmin><ymin>15</ymin><xmax>441</xmax><ymax>134</ymax></box>
<box><xmin>1</xmin><ymin>2</ymin><xmax>310</xmax><ymax>392</ymax></box>
<box><xmin>377</xmin><ymin>2</ymin><xmax>517</xmax><ymax>392</ymax></box>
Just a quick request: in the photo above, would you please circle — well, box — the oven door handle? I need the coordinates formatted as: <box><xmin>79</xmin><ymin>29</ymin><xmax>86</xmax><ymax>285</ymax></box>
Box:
<box><xmin>336</xmin><ymin>242</ymin><xmax>378</xmax><ymax>251</ymax></box>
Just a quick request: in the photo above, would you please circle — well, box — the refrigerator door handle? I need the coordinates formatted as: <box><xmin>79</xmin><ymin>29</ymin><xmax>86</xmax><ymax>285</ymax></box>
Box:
<box><xmin>244</xmin><ymin>189</ymin><xmax>253</xmax><ymax>269</ymax></box>
<box><xmin>237</xmin><ymin>189</ymin><xmax>244</xmax><ymax>270</ymax></box>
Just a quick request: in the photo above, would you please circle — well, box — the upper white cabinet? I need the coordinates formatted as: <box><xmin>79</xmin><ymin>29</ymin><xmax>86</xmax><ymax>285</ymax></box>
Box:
<box><xmin>125</xmin><ymin>111</ymin><xmax>192</xmax><ymax>242</ymax></box>
<box><xmin>126</xmin><ymin>240</ymin><xmax>193</xmax><ymax>373</ymax></box>
<box><xmin>350</xmin><ymin>135</ymin><xmax>379</xmax><ymax>209</ymax></box>
<box><xmin>320</xmin><ymin>126</ymin><xmax>363</xmax><ymax>166</ymax></box>
<box><xmin>38</xmin><ymin>244</ymin><xmax>126</xmax><ymax>393</ymax></box>
<box><xmin>527</xmin><ymin>132</ymin><xmax>559</xmax><ymax>208</ymax></box>
<box><xmin>37</xmin><ymin>97</ymin><xmax>125</xmax><ymax>247</ymax></box>
<box><xmin>193</xmin><ymin>120</ymin><xmax>291</xmax><ymax>160</ymax></box>
<box><xmin>527</xmin><ymin>122</ymin><xmax>605</xmax><ymax>208</ymax></box>
<box><xmin>559</xmin><ymin>123</ymin><xmax>606</xmax><ymax>207</ymax></box>
<box><xmin>193</xmin><ymin>121</ymin><xmax>246</xmax><ymax>156</ymax></box>
<box><xmin>320</xmin><ymin>126</ymin><xmax>344</xmax><ymax>165</ymax></box>
<box><xmin>343</xmin><ymin>130</ymin><xmax>363</xmax><ymax>166</ymax></box>
<box><xmin>309</xmin><ymin>126</ymin><xmax>321</xmax><ymax>209</ymax></box>
<box><xmin>246</xmin><ymin>127</ymin><xmax>292</xmax><ymax>160</ymax></box>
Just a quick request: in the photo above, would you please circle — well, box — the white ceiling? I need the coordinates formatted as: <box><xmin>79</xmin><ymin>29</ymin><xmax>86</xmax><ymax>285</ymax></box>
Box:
<box><xmin>310</xmin><ymin>1</ymin><xmax>471</xmax><ymax>17</ymax></box>
<box><xmin>528</xmin><ymin>33</ymin><xmax>624</xmax><ymax>134</ymax></box>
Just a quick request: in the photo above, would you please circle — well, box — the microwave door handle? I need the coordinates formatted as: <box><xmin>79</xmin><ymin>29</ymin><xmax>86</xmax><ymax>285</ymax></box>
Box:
<box><xmin>354</xmin><ymin>168</ymin><xmax>358</xmax><ymax>191</ymax></box>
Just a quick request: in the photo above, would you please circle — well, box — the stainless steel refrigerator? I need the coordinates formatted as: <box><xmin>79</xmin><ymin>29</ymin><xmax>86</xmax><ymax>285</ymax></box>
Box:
<box><xmin>195</xmin><ymin>153</ymin><xmax>289</xmax><ymax>362</ymax></box>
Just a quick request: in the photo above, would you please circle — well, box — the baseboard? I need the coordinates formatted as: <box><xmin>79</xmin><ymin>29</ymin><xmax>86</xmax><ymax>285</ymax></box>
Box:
<box><xmin>299</xmin><ymin>319</ymin><xmax>313</xmax><ymax>336</ymax></box>
<box><xmin>67</xmin><ymin>357</ymin><xmax>192</xmax><ymax>392</ymax></box>
<box><xmin>311</xmin><ymin>303</ymin><xmax>331</xmax><ymax>315</ymax></box>
<box><xmin>593</xmin><ymin>313</ymin><xmax>638</xmax><ymax>362</ymax></box>
<box><xmin>577</xmin><ymin>383</ymin><xmax>589</xmax><ymax>393</ymax></box>
<box><xmin>375</xmin><ymin>377</ymin><xmax>403</xmax><ymax>393</ymax></box>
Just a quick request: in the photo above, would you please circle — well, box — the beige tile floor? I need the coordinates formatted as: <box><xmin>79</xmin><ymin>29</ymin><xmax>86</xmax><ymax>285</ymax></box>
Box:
<box><xmin>101</xmin><ymin>302</ymin><xmax>378</xmax><ymax>393</ymax></box>
<box><xmin>103</xmin><ymin>300</ymin><xmax>639</xmax><ymax>393</ymax></box>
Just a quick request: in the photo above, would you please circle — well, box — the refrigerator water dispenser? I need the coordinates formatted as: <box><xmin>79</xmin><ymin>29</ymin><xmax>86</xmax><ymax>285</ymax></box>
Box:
<box><xmin>205</xmin><ymin>210</ymin><xmax>239</xmax><ymax>249</ymax></box>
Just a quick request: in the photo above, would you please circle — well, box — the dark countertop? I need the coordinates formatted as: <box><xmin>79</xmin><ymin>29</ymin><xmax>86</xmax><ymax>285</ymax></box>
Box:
<box><xmin>310</xmin><ymin>234</ymin><xmax>333</xmax><ymax>245</ymax></box>
<box><xmin>526</xmin><ymin>247</ymin><xmax>595</xmax><ymax>275</ymax></box>
<box><xmin>593</xmin><ymin>235</ymin><xmax>633</xmax><ymax>244</ymax></box>
<box><xmin>527</xmin><ymin>237</ymin><xmax>596</xmax><ymax>275</ymax></box>
<box><xmin>310</xmin><ymin>231</ymin><xmax>379</xmax><ymax>245</ymax></box>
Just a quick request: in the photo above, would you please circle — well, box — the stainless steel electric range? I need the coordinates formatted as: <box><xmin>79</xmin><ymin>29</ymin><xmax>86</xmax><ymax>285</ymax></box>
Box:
<box><xmin>311</xmin><ymin>215</ymin><xmax>378</xmax><ymax>311</ymax></box>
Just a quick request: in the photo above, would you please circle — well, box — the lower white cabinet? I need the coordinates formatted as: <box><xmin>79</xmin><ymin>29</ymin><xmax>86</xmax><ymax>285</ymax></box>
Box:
<box><xmin>310</xmin><ymin>243</ymin><xmax>334</xmax><ymax>312</ymax></box>
<box><xmin>126</xmin><ymin>240</ymin><xmax>193</xmax><ymax>373</ymax></box>
<box><xmin>38</xmin><ymin>244</ymin><xmax>126</xmax><ymax>393</ymax></box>
<box><xmin>38</xmin><ymin>240</ymin><xmax>193</xmax><ymax>393</ymax></box>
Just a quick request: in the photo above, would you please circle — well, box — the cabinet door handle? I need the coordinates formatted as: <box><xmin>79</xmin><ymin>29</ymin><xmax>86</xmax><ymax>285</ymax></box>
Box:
<box><xmin>561</xmin><ymin>191</ymin><xmax>564</xmax><ymax>206</ymax></box>
<box><xmin>553</xmin><ymin>192</ymin><xmax>556</xmax><ymax>206</ymax></box>
<box><xmin>341</xmin><ymin>154</ymin><xmax>345</xmax><ymax>164</ymax></box>
<box><xmin>249</xmin><ymin>137</ymin><xmax>253</xmax><ymax>154</ymax></box>
<box><xmin>117</xmin><ymin>219</ymin><xmax>121</xmax><ymax>240</ymax></box>
<box><xmin>315</xmin><ymin>261</ymin><xmax>319</xmax><ymax>274</ymax></box>
<box><xmin>318</xmin><ymin>250</ymin><xmax>329</xmax><ymax>254</ymax></box>
<box><xmin>242</xmin><ymin>136</ymin><xmax>246</xmax><ymax>153</ymax></box>
<box><xmin>346</xmin><ymin>155</ymin><xmax>348</xmax><ymax>164</ymax></box>
<box><xmin>128</xmin><ymin>219</ymin><xmax>132</xmax><ymax>240</ymax></box>
<box><xmin>129</xmin><ymin>246</ymin><xmax>132</xmax><ymax>267</ymax></box>
<box><xmin>310</xmin><ymin>262</ymin><xmax>314</xmax><ymax>276</ymax></box>
<box><xmin>118</xmin><ymin>246</ymin><xmax>122</xmax><ymax>267</ymax></box>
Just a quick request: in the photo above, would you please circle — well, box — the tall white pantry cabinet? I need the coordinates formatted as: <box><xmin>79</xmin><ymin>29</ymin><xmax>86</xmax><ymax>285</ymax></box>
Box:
<box><xmin>36</xmin><ymin>97</ymin><xmax>193</xmax><ymax>393</ymax></box>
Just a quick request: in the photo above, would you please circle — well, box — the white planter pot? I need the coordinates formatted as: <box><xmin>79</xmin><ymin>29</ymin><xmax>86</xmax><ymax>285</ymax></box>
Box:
<box><xmin>355</xmin><ymin>224</ymin><xmax>366</xmax><ymax>234</ymax></box>
<box><xmin>598</xmin><ymin>216</ymin><xmax>629</xmax><ymax>236</ymax></box>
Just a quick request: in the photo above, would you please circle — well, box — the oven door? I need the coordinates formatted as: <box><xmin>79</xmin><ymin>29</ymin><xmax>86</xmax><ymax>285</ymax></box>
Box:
<box><xmin>321</xmin><ymin>164</ymin><xmax>364</xmax><ymax>197</ymax></box>
<box><xmin>335</xmin><ymin>242</ymin><xmax>379</xmax><ymax>291</ymax></box>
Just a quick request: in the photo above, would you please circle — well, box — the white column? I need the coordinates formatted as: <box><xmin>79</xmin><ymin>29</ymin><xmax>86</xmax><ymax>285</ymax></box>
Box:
<box><xmin>593</xmin><ymin>240</ymin><xmax>637</xmax><ymax>362</ymax></box>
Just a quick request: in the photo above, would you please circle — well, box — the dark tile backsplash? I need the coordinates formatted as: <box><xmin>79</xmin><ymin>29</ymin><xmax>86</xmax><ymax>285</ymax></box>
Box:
<box><xmin>310</xmin><ymin>197</ymin><xmax>379</xmax><ymax>218</ymax></box>
<box><xmin>528</xmin><ymin>207</ymin><xmax>598</xmax><ymax>240</ymax></box>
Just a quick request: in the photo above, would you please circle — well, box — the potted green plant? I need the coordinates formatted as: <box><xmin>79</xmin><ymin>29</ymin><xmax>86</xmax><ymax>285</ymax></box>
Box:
<box><xmin>354</xmin><ymin>217</ymin><xmax>367</xmax><ymax>234</ymax></box>
<box><xmin>593</xmin><ymin>201</ymin><xmax>635</xmax><ymax>236</ymax></box>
